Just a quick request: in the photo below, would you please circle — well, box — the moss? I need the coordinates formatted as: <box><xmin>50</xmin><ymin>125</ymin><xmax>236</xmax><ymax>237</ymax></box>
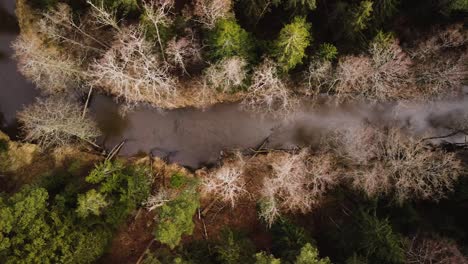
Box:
<box><xmin>169</xmin><ymin>173</ymin><xmax>187</xmax><ymax>189</ymax></box>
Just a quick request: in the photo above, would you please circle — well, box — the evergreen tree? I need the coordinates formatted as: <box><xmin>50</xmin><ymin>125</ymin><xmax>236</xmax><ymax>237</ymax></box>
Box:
<box><xmin>207</xmin><ymin>18</ymin><xmax>255</xmax><ymax>61</ymax></box>
<box><xmin>295</xmin><ymin>243</ymin><xmax>331</xmax><ymax>264</ymax></box>
<box><xmin>273</xmin><ymin>16</ymin><xmax>312</xmax><ymax>72</ymax></box>
<box><xmin>154</xmin><ymin>186</ymin><xmax>200</xmax><ymax>249</ymax></box>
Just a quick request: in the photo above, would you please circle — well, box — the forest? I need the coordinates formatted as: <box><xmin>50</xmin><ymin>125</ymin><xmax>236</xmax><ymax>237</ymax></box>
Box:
<box><xmin>0</xmin><ymin>0</ymin><xmax>467</xmax><ymax>263</ymax></box>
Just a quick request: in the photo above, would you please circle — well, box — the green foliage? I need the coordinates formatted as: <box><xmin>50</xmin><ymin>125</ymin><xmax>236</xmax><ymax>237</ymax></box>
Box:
<box><xmin>0</xmin><ymin>186</ymin><xmax>111</xmax><ymax>264</ymax></box>
<box><xmin>350</xmin><ymin>1</ymin><xmax>373</xmax><ymax>33</ymax></box>
<box><xmin>207</xmin><ymin>19</ymin><xmax>255</xmax><ymax>61</ymax></box>
<box><xmin>271</xmin><ymin>219</ymin><xmax>313</xmax><ymax>261</ymax></box>
<box><xmin>0</xmin><ymin>139</ymin><xmax>8</xmax><ymax>172</ymax></box>
<box><xmin>255</xmin><ymin>252</ymin><xmax>281</xmax><ymax>264</ymax></box>
<box><xmin>0</xmin><ymin>139</ymin><xmax>8</xmax><ymax>153</ymax></box>
<box><xmin>353</xmin><ymin>210</ymin><xmax>406</xmax><ymax>264</ymax></box>
<box><xmin>139</xmin><ymin>12</ymin><xmax>173</xmax><ymax>45</ymax></box>
<box><xmin>154</xmin><ymin>186</ymin><xmax>200</xmax><ymax>249</ymax></box>
<box><xmin>371</xmin><ymin>31</ymin><xmax>395</xmax><ymax>49</ymax></box>
<box><xmin>170</xmin><ymin>173</ymin><xmax>188</xmax><ymax>189</ymax></box>
<box><xmin>295</xmin><ymin>243</ymin><xmax>331</xmax><ymax>264</ymax></box>
<box><xmin>440</xmin><ymin>0</ymin><xmax>468</xmax><ymax>14</ymax></box>
<box><xmin>316</xmin><ymin>43</ymin><xmax>338</xmax><ymax>61</ymax></box>
<box><xmin>86</xmin><ymin>160</ymin><xmax>151</xmax><ymax>226</ymax></box>
<box><xmin>273</xmin><ymin>16</ymin><xmax>312</xmax><ymax>72</ymax></box>
<box><xmin>372</xmin><ymin>0</ymin><xmax>400</xmax><ymax>24</ymax></box>
<box><xmin>76</xmin><ymin>189</ymin><xmax>108</xmax><ymax>218</ymax></box>
<box><xmin>215</xmin><ymin>229</ymin><xmax>255</xmax><ymax>264</ymax></box>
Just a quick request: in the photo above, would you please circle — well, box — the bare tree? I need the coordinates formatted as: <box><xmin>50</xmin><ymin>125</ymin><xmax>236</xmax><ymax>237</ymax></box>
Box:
<box><xmin>145</xmin><ymin>188</ymin><xmax>171</xmax><ymax>211</ymax></box>
<box><xmin>411</xmin><ymin>23</ymin><xmax>467</xmax><ymax>60</ymax></box>
<box><xmin>333</xmin><ymin>55</ymin><xmax>373</xmax><ymax>100</ymax></box>
<box><xmin>242</xmin><ymin>59</ymin><xmax>297</xmax><ymax>115</ymax></box>
<box><xmin>259</xmin><ymin>150</ymin><xmax>339</xmax><ymax>226</ymax></box>
<box><xmin>339</xmin><ymin>126</ymin><xmax>462</xmax><ymax>203</ymax></box>
<box><xmin>87</xmin><ymin>0</ymin><xmax>121</xmax><ymax>31</ymax></box>
<box><xmin>203</xmin><ymin>56</ymin><xmax>248</xmax><ymax>93</ymax></box>
<box><xmin>305</xmin><ymin>59</ymin><xmax>334</xmax><ymax>96</ymax></box>
<box><xmin>165</xmin><ymin>28</ymin><xmax>202</xmax><ymax>74</ymax></box>
<box><xmin>142</xmin><ymin>0</ymin><xmax>174</xmax><ymax>61</ymax></box>
<box><xmin>333</xmin><ymin>38</ymin><xmax>413</xmax><ymax>102</ymax></box>
<box><xmin>193</xmin><ymin>0</ymin><xmax>232</xmax><ymax>29</ymax></box>
<box><xmin>407</xmin><ymin>235</ymin><xmax>468</xmax><ymax>264</ymax></box>
<box><xmin>415</xmin><ymin>55</ymin><xmax>467</xmax><ymax>98</ymax></box>
<box><xmin>17</xmin><ymin>97</ymin><xmax>101</xmax><ymax>148</ymax></box>
<box><xmin>89</xmin><ymin>26</ymin><xmax>178</xmax><ymax>108</ymax></box>
<box><xmin>201</xmin><ymin>152</ymin><xmax>249</xmax><ymax>207</ymax></box>
<box><xmin>38</xmin><ymin>3</ymin><xmax>110</xmax><ymax>53</ymax></box>
<box><xmin>12</xmin><ymin>34</ymin><xmax>86</xmax><ymax>94</ymax></box>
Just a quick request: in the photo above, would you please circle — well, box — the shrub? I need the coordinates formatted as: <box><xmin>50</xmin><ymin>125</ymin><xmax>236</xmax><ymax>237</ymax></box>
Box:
<box><xmin>170</xmin><ymin>173</ymin><xmax>188</xmax><ymax>189</ymax></box>
<box><xmin>273</xmin><ymin>16</ymin><xmax>312</xmax><ymax>72</ymax></box>
<box><xmin>207</xmin><ymin>18</ymin><xmax>255</xmax><ymax>61</ymax></box>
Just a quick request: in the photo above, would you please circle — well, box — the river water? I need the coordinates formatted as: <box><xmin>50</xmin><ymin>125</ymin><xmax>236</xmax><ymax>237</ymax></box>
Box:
<box><xmin>1</xmin><ymin>0</ymin><xmax>467</xmax><ymax>168</ymax></box>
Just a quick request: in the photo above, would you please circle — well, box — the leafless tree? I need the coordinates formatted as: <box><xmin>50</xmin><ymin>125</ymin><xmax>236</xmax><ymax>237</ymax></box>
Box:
<box><xmin>407</xmin><ymin>235</ymin><xmax>468</xmax><ymax>264</ymax></box>
<box><xmin>259</xmin><ymin>150</ymin><xmax>340</xmax><ymax>226</ymax></box>
<box><xmin>414</xmin><ymin>55</ymin><xmax>467</xmax><ymax>98</ymax></box>
<box><xmin>17</xmin><ymin>97</ymin><xmax>101</xmax><ymax>148</ymax></box>
<box><xmin>305</xmin><ymin>59</ymin><xmax>334</xmax><ymax>96</ymax></box>
<box><xmin>201</xmin><ymin>152</ymin><xmax>249</xmax><ymax>207</ymax></box>
<box><xmin>193</xmin><ymin>0</ymin><xmax>232</xmax><ymax>29</ymax></box>
<box><xmin>165</xmin><ymin>28</ymin><xmax>202</xmax><ymax>74</ymax></box>
<box><xmin>368</xmin><ymin>39</ymin><xmax>413</xmax><ymax>100</ymax></box>
<box><xmin>38</xmin><ymin>3</ymin><xmax>109</xmax><ymax>53</ymax></box>
<box><xmin>242</xmin><ymin>59</ymin><xmax>298</xmax><ymax>115</ymax></box>
<box><xmin>88</xmin><ymin>26</ymin><xmax>178</xmax><ymax>108</ymax></box>
<box><xmin>142</xmin><ymin>0</ymin><xmax>174</xmax><ymax>60</ymax></box>
<box><xmin>339</xmin><ymin>126</ymin><xmax>462</xmax><ymax>203</ymax></box>
<box><xmin>87</xmin><ymin>0</ymin><xmax>121</xmax><ymax>31</ymax></box>
<box><xmin>12</xmin><ymin>34</ymin><xmax>86</xmax><ymax>94</ymax></box>
<box><xmin>333</xmin><ymin>39</ymin><xmax>413</xmax><ymax>102</ymax></box>
<box><xmin>333</xmin><ymin>55</ymin><xmax>373</xmax><ymax>100</ymax></box>
<box><xmin>203</xmin><ymin>56</ymin><xmax>248</xmax><ymax>93</ymax></box>
<box><xmin>411</xmin><ymin>23</ymin><xmax>467</xmax><ymax>60</ymax></box>
<box><xmin>145</xmin><ymin>188</ymin><xmax>171</xmax><ymax>211</ymax></box>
